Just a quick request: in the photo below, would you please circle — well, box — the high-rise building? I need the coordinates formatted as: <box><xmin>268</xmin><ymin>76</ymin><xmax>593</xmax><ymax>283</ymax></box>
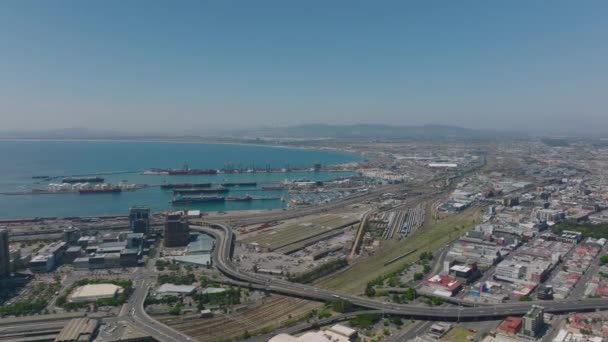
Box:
<box><xmin>129</xmin><ymin>207</ymin><xmax>150</xmax><ymax>235</ymax></box>
<box><xmin>0</xmin><ymin>229</ymin><xmax>10</xmax><ymax>278</ymax></box>
<box><xmin>523</xmin><ymin>305</ymin><xmax>544</xmax><ymax>337</ymax></box>
<box><xmin>63</xmin><ymin>227</ymin><xmax>82</xmax><ymax>245</ymax></box>
<box><xmin>164</xmin><ymin>212</ymin><xmax>190</xmax><ymax>247</ymax></box>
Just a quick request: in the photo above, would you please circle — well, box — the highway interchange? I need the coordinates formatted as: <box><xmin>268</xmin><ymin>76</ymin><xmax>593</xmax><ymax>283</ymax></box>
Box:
<box><xmin>104</xmin><ymin>179</ymin><xmax>608</xmax><ymax>342</ymax></box>
<box><xmin>13</xmin><ymin>177</ymin><xmax>606</xmax><ymax>342</ymax></box>
<box><xmin>193</xmin><ymin>222</ymin><xmax>608</xmax><ymax>322</ymax></box>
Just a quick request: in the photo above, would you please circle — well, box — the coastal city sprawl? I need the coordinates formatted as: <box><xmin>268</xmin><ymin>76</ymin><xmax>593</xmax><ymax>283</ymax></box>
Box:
<box><xmin>1</xmin><ymin>137</ymin><xmax>608</xmax><ymax>342</ymax></box>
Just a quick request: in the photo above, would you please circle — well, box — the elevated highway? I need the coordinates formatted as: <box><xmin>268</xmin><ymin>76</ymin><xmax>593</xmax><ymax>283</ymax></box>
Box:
<box><xmin>193</xmin><ymin>222</ymin><xmax>608</xmax><ymax>321</ymax></box>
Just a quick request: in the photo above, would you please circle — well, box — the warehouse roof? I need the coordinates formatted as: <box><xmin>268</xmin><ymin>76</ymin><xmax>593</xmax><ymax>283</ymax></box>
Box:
<box><xmin>269</xmin><ymin>334</ymin><xmax>300</xmax><ymax>342</ymax></box>
<box><xmin>157</xmin><ymin>284</ymin><xmax>196</xmax><ymax>294</ymax></box>
<box><xmin>166</xmin><ymin>254</ymin><xmax>211</xmax><ymax>266</ymax></box>
<box><xmin>70</xmin><ymin>284</ymin><xmax>122</xmax><ymax>300</ymax></box>
<box><xmin>201</xmin><ymin>287</ymin><xmax>226</xmax><ymax>294</ymax></box>
<box><xmin>327</xmin><ymin>324</ymin><xmax>357</xmax><ymax>338</ymax></box>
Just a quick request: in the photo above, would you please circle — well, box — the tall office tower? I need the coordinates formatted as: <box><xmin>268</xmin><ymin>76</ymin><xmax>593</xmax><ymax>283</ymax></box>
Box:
<box><xmin>163</xmin><ymin>212</ymin><xmax>190</xmax><ymax>247</ymax></box>
<box><xmin>0</xmin><ymin>229</ymin><xmax>11</xmax><ymax>278</ymax></box>
<box><xmin>129</xmin><ymin>206</ymin><xmax>150</xmax><ymax>235</ymax></box>
<box><xmin>523</xmin><ymin>305</ymin><xmax>544</xmax><ymax>337</ymax></box>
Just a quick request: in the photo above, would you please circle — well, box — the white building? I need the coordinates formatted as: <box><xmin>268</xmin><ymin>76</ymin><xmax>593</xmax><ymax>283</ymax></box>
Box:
<box><xmin>69</xmin><ymin>284</ymin><xmax>123</xmax><ymax>303</ymax></box>
<box><xmin>269</xmin><ymin>324</ymin><xmax>357</xmax><ymax>342</ymax></box>
<box><xmin>495</xmin><ymin>262</ymin><xmax>526</xmax><ymax>281</ymax></box>
<box><xmin>156</xmin><ymin>284</ymin><xmax>196</xmax><ymax>296</ymax></box>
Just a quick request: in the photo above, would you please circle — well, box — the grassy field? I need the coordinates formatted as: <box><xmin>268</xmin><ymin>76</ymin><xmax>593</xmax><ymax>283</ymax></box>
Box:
<box><xmin>442</xmin><ymin>327</ymin><xmax>474</xmax><ymax>342</ymax></box>
<box><xmin>240</xmin><ymin>213</ymin><xmax>360</xmax><ymax>250</ymax></box>
<box><xmin>317</xmin><ymin>204</ymin><xmax>481</xmax><ymax>294</ymax></box>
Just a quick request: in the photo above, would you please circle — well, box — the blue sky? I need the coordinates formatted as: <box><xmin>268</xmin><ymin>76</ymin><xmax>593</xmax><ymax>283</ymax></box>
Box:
<box><xmin>1</xmin><ymin>1</ymin><xmax>607</xmax><ymax>133</ymax></box>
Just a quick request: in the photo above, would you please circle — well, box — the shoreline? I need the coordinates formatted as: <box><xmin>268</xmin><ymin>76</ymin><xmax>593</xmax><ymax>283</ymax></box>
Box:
<box><xmin>0</xmin><ymin>137</ymin><xmax>363</xmax><ymax>160</ymax></box>
<box><xmin>0</xmin><ymin>138</ymin><xmax>365</xmax><ymax>220</ymax></box>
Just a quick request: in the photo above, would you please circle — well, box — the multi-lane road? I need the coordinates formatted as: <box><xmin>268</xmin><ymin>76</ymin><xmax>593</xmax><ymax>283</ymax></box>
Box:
<box><xmin>40</xmin><ymin>178</ymin><xmax>603</xmax><ymax>342</ymax></box>
<box><xmin>101</xmin><ymin>268</ymin><xmax>193</xmax><ymax>342</ymax></box>
<box><xmin>194</xmin><ymin>222</ymin><xmax>608</xmax><ymax>322</ymax></box>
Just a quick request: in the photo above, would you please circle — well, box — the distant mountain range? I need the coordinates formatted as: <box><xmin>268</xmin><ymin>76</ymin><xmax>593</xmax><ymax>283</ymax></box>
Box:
<box><xmin>0</xmin><ymin>127</ymin><xmax>167</xmax><ymax>140</ymax></box>
<box><xmin>0</xmin><ymin>124</ymin><xmax>519</xmax><ymax>141</ymax></box>
<box><xmin>229</xmin><ymin>124</ymin><xmax>518</xmax><ymax>140</ymax></box>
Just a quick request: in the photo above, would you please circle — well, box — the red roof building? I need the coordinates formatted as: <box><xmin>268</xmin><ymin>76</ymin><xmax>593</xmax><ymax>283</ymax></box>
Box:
<box><xmin>423</xmin><ymin>275</ymin><xmax>463</xmax><ymax>295</ymax></box>
<box><xmin>498</xmin><ymin>317</ymin><xmax>523</xmax><ymax>335</ymax></box>
<box><xmin>568</xmin><ymin>314</ymin><xmax>593</xmax><ymax>330</ymax></box>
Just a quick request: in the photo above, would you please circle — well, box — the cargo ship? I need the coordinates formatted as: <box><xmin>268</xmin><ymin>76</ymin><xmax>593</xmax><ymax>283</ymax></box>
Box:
<box><xmin>168</xmin><ymin>169</ymin><xmax>218</xmax><ymax>175</ymax></box>
<box><xmin>226</xmin><ymin>196</ymin><xmax>279</xmax><ymax>201</ymax></box>
<box><xmin>142</xmin><ymin>169</ymin><xmax>170</xmax><ymax>175</ymax></box>
<box><xmin>79</xmin><ymin>187</ymin><xmax>122</xmax><ymax>194</ymax></box>
<box><xmin>226</xmin><ymin>195</ymin><xmax>253</xmax><ymax>201</ymax></box>
<box><xmin>220</xmin><ymin>182</ymin><xmax>257</xmax><ymax>187</ymax></box>
<box><xmin>143</xmin><ymin>163</ymin><xmax>218</xmax><ymax>175</ymax></box>
<box><xmin>171</xmin><ymin>196</ymin><xmax>225</xmax><ymax>204</ymax></box>
<box><xmin>63</xmin><ymin>176</ymin><xmax>104</xmax><ymax>183</ymax></box>
<box><xmin>262</xmin><ymin>186</ymin><xmax>287</xmax><ymax>190</ymax></box>
<box><xmin>160</xmin><ymin>182</ymin><xmax>212</xmax><ymax>189</ymax></box>
<box><xmin>172</xmin><ymin>187</ymin><xmax>229</xmax><ymax>194</ymax></box>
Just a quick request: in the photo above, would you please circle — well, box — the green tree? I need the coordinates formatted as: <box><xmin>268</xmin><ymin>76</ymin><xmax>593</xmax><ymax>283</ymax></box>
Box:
<box><xmin>390</xmin><ymin>316</ymin><xmax>403</xmax><ymax>326</ymax></box>
<box><xmin>349</xmin><ymin>313</ymin><xmax>382</xmax><ymax>329</ymax></box>
<box><xmin>403</xmin><ymin>288</ymin><xmax>417</xmax><ymax>301</ymax></box>
<box><xmin>430</xmin><ymin>296</ymin><xmax>442</xmax><ymax>306</ymax></box>
<box><xmin>392</xmin><ymin>294</ymin><xmax>401</xmax><ymax>303</ymax></box>
<box><xmin>318</xmin><ymin>309</ymin><xmax>332</xmax><ymax>319</ymax></box>
<box><xmin>328</xmin><ymin>298</ymin><xmax>354</xmax><ymax>313</ymax></box>
<box><xmin>365</xmin><ymin>283</ymin><xmax>376</xmax><ymax>297</ymax></box>
<box><xmin>169</xmin><ymin>304</ymin><xmax>183</xmax><ymax>315</ymax></box>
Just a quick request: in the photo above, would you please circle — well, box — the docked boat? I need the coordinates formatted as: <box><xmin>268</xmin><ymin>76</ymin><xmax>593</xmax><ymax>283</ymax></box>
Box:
<box><xmin>171</xmin><ymin>196</ymin><xmax>225</xmax><ymax>204</ymax></box>
<box><xmin>226</xmin><ymin>195</ymin><xmax>254</xmax><ymax>201</ymax></box>
<box><xmin>142</xmin><ymin>169</ymin><xmax>170</xmax><ymax>175</ymax></box>
<box><xmin>172</xmin><ymin>187</ymin><xmax>229</xmax><ymax>194</ymax></box>
<box><xmin>262</xmin><ymin>186</ymin><xmax>287</xmax><ymax>190</ymax></box>
<box><xmin>160</xmin><ymin>182</ymin><xmax>212</xmax><ymax>189</ymax></box>
<box><xmin>168</xmin><ymin>169</ymin><xmax>217</xmax><ymax>175</ymax></box>
<box><xmin>79</xmin><ymin>187</ymin><xmax>121</xmax><ymax>194</ymax></box>
<box><xmin>144</xmin><ymin>163</ymin><xmax>218</xmax><ymax>175</ymax></box>
<box><xmin>63</xmin><ymin>176</ymin><xmax>104</xmax><ymax>183</ymax></box>
<box><xmin>220</xmin><ymin>182</ymin><xmax>257</xmax><ymax>187</ymax></box>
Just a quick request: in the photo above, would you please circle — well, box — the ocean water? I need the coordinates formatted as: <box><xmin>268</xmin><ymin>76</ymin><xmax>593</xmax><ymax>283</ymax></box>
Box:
<box><xmin>0</xmin><ymin>140</ymin><xmax>361</xmax><ymax>218</ymax></box>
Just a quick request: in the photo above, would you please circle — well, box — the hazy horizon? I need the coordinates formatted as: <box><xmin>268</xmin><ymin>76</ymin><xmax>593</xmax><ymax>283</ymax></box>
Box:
<box><xmin>2</xmin><ymin>1</ymin><xmax>607</xmax><ymax>134</ymax></box>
